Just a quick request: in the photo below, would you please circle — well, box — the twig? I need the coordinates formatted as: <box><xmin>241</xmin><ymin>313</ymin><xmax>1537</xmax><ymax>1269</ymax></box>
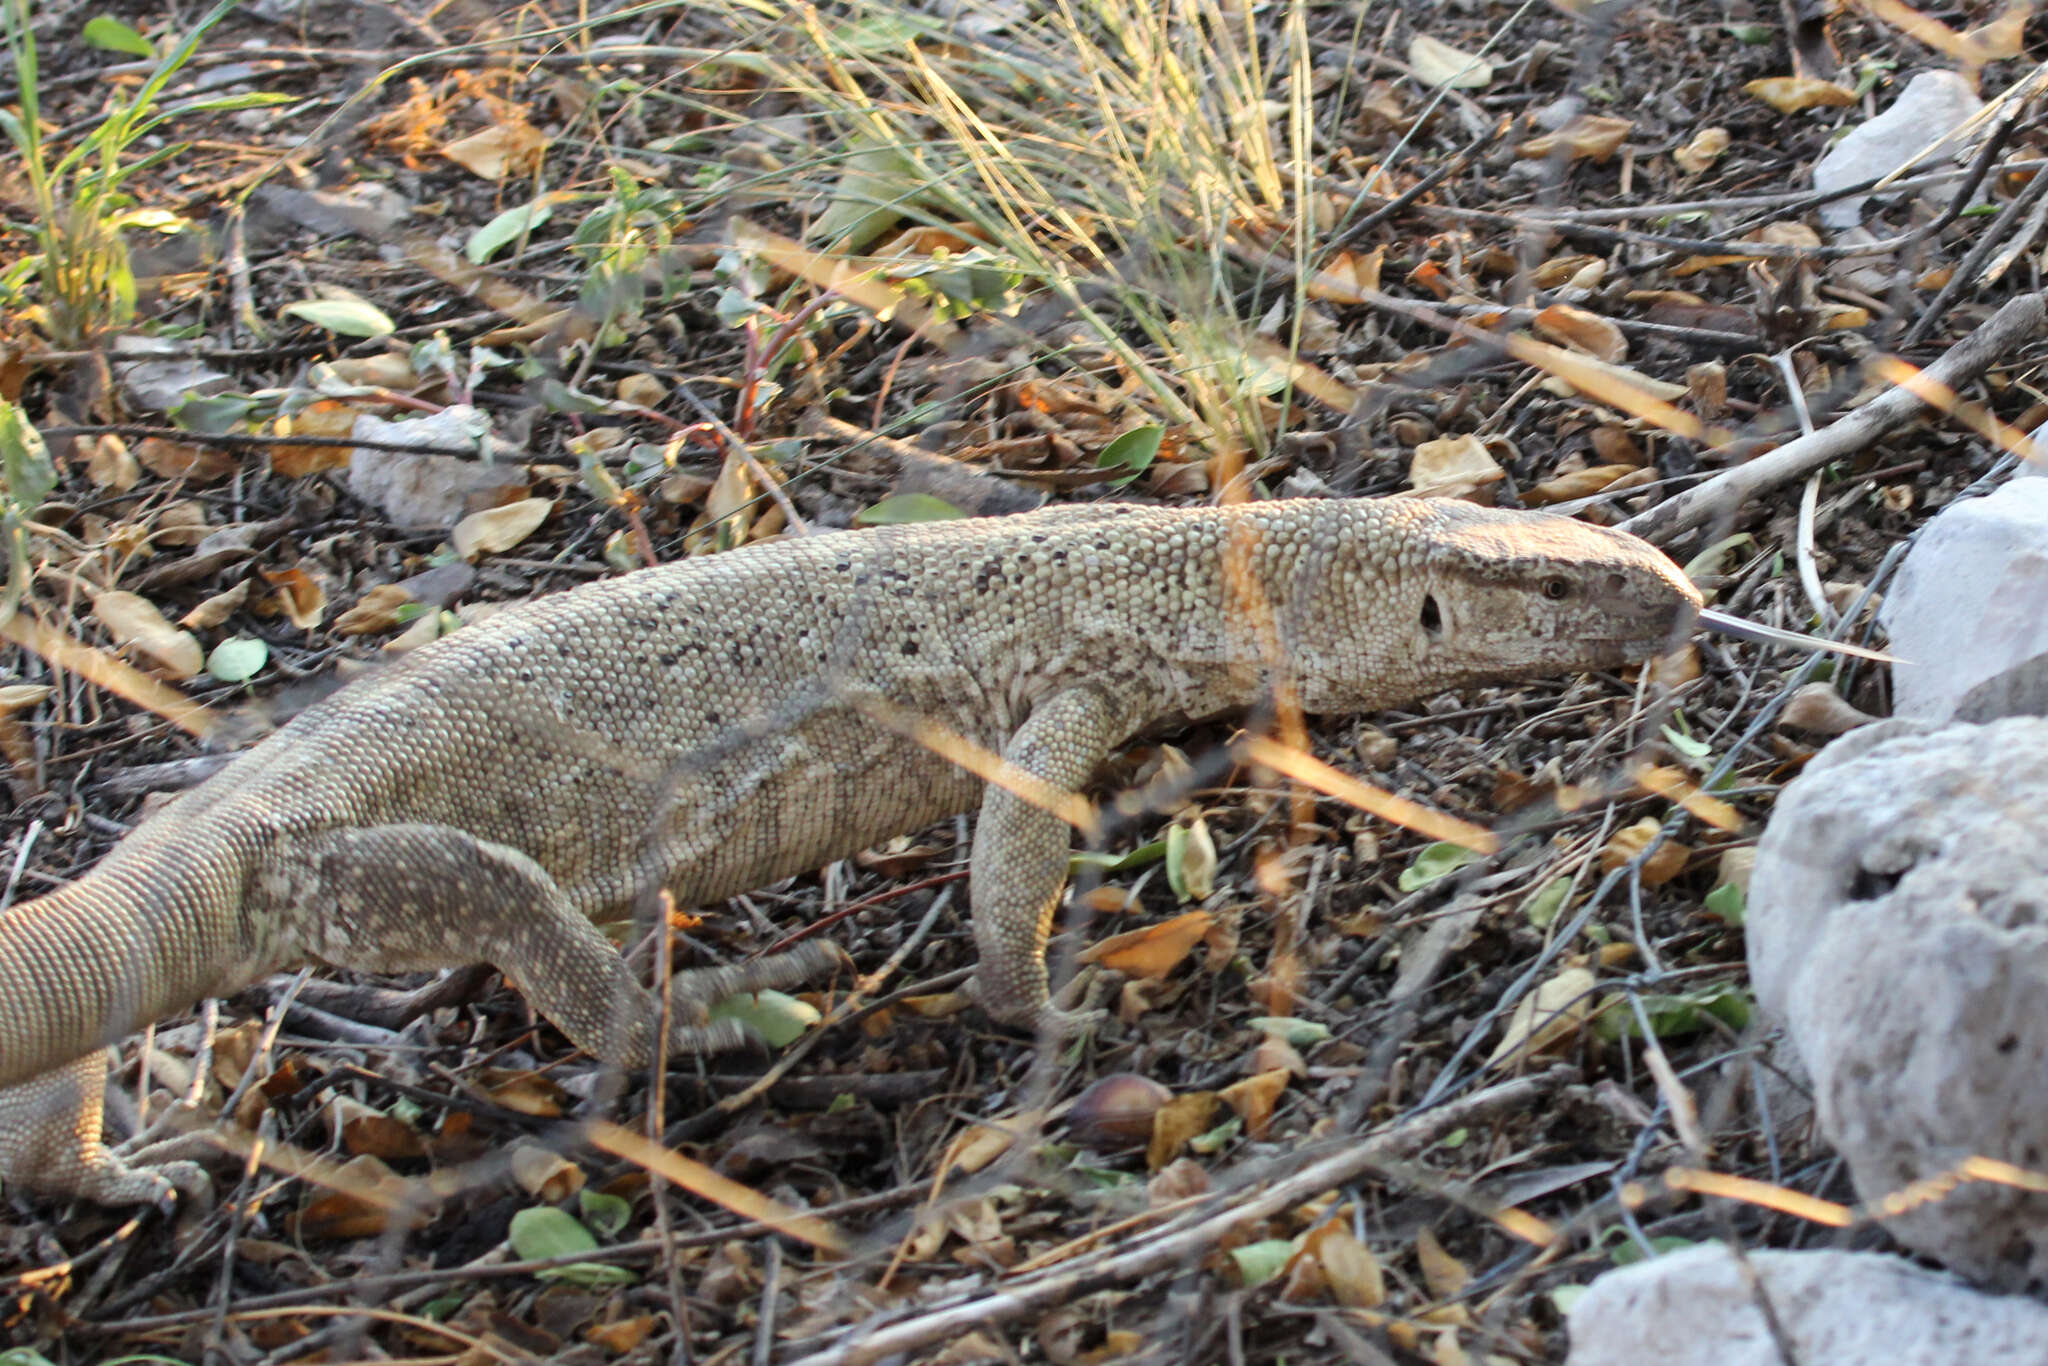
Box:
<box><xmin>780</xmin><ymin>1069</ymin><xmax>1568</xmax><ymax>1366</ymax></box>
<box><xmin>1621</xmin><ymin>290</ymin><xmax>2048</xmax><ymax>546</ymax></box>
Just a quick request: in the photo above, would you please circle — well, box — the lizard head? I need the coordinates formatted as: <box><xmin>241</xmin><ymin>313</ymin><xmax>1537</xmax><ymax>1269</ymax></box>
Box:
<box><xmin>1397</xmin><ymin>500</ymin><xmax>1702</xmax><ymax>688</ymax></box>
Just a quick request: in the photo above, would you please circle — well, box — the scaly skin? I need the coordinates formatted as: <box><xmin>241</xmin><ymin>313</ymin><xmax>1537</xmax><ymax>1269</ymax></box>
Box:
<box><xmin>0</xmin><ymin>497</ymin><xmax>1700</xmax><ymax>1205</ymax></box>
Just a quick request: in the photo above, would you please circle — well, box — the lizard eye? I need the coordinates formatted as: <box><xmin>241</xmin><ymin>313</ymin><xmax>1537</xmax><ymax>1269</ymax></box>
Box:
<box><xmin>1541</xmin><ymin>577</ymin><xmax>1572</xmax><ymax>601</ymax></box>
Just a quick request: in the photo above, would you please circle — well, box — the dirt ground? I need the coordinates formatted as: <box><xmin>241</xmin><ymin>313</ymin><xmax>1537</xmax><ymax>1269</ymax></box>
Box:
<box><xmin>0</xmin><ymin>0</ymin><xmax>2042</xmax><ymax>1361</ymax></box>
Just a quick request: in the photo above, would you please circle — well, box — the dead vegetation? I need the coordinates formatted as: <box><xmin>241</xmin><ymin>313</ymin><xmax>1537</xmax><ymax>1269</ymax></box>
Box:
<box><xmin>1</xmin><ymin>0</ymin><xmax>2046</xmax><ymax>1361</ymax></box>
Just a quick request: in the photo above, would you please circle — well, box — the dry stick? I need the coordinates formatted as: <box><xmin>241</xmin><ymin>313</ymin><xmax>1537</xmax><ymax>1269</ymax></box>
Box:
<box><xmin>781</xmin><ymin>1069</ymin><xmax>1568</xmax><ymax>1366</ymax></box>
<box><xmin>1620</xmin><ymin>290</ymin><xmax>2048</xmax><ymax>547</ymax></box>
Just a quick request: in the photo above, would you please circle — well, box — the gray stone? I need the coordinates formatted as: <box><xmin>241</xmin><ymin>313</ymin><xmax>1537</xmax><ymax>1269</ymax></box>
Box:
<box><xmin>1813</xmin><ymin>71</ymin><xmax>1983</xmax><ymax>229</ymax></box>
<box><xmin>1566</xmin><ymin>1244</ymin><xmax>2048</xmax><ymax>1365</ymax></box>
<box><xmin>1749</xmin><ymin>717</ymin><xmax>2048</xmax><ymax>1287</ymax></box>
<box><xmin>1881</xmin><ymin>474</ymin><xmax>2048</xmax><ymax>723</ymax></box>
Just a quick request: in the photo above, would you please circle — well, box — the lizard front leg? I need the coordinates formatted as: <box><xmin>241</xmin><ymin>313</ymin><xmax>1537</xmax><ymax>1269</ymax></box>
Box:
<box><xmin>969</xmin><ymin>685</ymin><xmax>1130</xmax><ymax>1035</ymax></box>
<box><xmin>285</xmin><ymin>825</ymin><xmax>838</xmax><ymax>1067</ymax></box>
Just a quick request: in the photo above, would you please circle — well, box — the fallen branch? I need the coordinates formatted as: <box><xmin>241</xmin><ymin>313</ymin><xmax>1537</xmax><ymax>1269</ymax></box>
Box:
<box><xmin>784</xmin><ymin>1068</ymin><xmax>1570</xmax><ymax>1366</ymax></box>
<box><xmin>1622</xmin><ymin>290</ymin><xmax>2048</xmax><ymax>547</ymax></box>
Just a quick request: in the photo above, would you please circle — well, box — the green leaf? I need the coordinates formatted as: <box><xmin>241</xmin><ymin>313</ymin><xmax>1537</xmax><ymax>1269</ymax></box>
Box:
<box><xmin>81</xmin><ymin>15</ymin><xmax>154</xmax><ymax>56</ymax></box>
<box><xmin>578</xmin><ymin>1188</ymin><xmax>632</xmax><ymax>1239</ymax></box>
<box><xmin>1228</xmin><ymin>1237</ymin><xmax>1300</xmax><ymax>1287</ymax></box>
<box><xmin>854</xmin><ymin>492</ymin><xmax>966</xmax><ymax>526</ymax></box>
<box><xmin>1659</xmin><ymin>723</ymin><xmax>1712</xmax><ymax>761</ymax></box>
<box><xmin>509</xmin><ymin>1206</ymin><xmax>597</xmax><ymax>1260</ymax></box>
<box><xmin>1524</xmin><ymin>876</ymin><xmax>1572</xmax><ymax>929</ymax></box>
<box><xmin>1550</xmin><ymin>1284</ymin><xmax>1589</xmax><ymax>1316</ymax></box>
<box><xmin>171</xmin><ymin>392</ymin><xmax>259</xmax><ymax>434</ymax></box>
<box><xmin>282</xmin><ymin>298</ymin><xmax>395</xmax><ymax>337</ymax></box>
<box><xmin>1397</xmin><ymin>841</ymin><xmax>1482</xmax><ymax>892</ymax></box>
<box><xmin>1592</xmin><ymin>986</ymin><xmax>1753</xmax><ymax>1042</ymax></box>
<box><xmin>508</xmin><ymin>1206</ymin><xmax>638</xmax><ymax>1286</ymax></box>
<box><xmin>467</xmin><ymin>198</ymin><xmax>556</xmax><ymax>264</ymax></box>
<box><xmin>1069</xmin><ymin>838</ymin><xmax>1166</xmax><ymax>875</ymax></box>
<box><xmin>1247</xmin><ymin>1017</ymin><xmax>1332</xmax><ymax>1046</ymax></box>
<box><xmin>205</xmin><ymin>636</ymin><xmax>267</xmax><ymax>683</ymax></box>
<box><xmin>0</xmin><ymin>399</ymin><xmax>56</xmax><ymax>512</ymax></box>
<box><xmin>707</xmin><ymin>988</ymin><xmax>820</xmax><ymax>1048</ymax></box>
<box><xmin>1610</xmin><ymin>1234</ymin><xmax>1700</xmax><ymax>1266</ymax></box>
<box><xmin>1096</xmin><ymin>424</ymin><xmax>1164</xmax><ymax>485</ymax></box>
<box><xmin>1703</xmin><ymin>880</ymin><xmax>1746</xmax><ymax>925</ymax></box>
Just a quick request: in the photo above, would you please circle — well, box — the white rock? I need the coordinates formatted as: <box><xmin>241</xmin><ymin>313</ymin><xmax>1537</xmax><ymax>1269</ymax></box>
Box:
<box><xmin>1812</xmin><ymin>71</ymin><xmax>1983</xmax><ymax>229</ymax></box>
<box><xmin>1749</xmin><ymin>717</ymin><xmax>2048</xmax><ymax>1286</ymax></box>
<box><xmin>1567</xmin><ymin>1244</ymin><xmax>2048</xmax><ymax>1365</ymax></box>
<box><xmin>345</xmin><ymin>406</ymin><xmax>527</xmax><ymax>529</ymax></box>
<box><xmin>1880</xmin><ymin>474</ymin><xmax>2048</xmax><ymax>722</ymax></box>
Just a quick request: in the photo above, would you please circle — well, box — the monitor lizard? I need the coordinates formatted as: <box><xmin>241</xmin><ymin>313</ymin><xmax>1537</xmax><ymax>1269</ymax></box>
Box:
<box><xmin>0</xmin><ymin>496</ymin><xmax>1702</xmax><ymax>1206</ymax></box>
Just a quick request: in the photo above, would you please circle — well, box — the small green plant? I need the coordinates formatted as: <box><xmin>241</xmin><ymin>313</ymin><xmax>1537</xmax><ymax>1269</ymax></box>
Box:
<box><xmin>0</xmin><ymin>0</ymin><xmax>286</xmax><ymax>345</ymax></box>
<box><xmin>571</xmin><ymin>168</ymin><xmax>692</xmax><ymax>348</ymax></box>
<box><xmin>0</xmin><ymin>396</ymin><xmax>54</xmax><ymax>625</ymax></box>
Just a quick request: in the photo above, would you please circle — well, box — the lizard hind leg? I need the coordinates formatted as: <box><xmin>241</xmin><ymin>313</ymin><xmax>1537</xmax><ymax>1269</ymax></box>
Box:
<box><xmin>0</xmin><ymin>1050</ymin><xmax>212</xmax><ymax>1207</ymax></box>
<box><xmin>286</xmin><ymin>825</ymin><xmax>834</xmax><ymax>1068</ymax></box>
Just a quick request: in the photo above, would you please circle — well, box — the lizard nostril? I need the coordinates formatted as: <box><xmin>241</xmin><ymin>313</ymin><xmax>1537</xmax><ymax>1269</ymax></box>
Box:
<box><xmin>1420</xmin><ymin>594</ymin><xmax>1443</xmax><ymax>635</ymax></box>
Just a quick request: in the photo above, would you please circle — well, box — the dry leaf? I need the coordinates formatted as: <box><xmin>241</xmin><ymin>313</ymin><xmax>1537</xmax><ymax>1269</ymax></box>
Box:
<box><xmin>1416</xmin><ymin>1227</ymin><xmax>1470</xmax><ymax>1299</ymax></box>
<box><xmin>1530</xmin><ymin>254</ymin><xmax>1603</xmax><ymax>289</ymax></box>
<box><xmin>508</xmin><ymin>1140</ymin><xmax>586</xmax><ymax>1202</ymax></box>
<box><xmin>1408</xmin><ymin>34</ymin><xmax>1493</xmax><ymax>89</ymax></box>
<box><xmin>1672</xmin><ymin>126</ymin><xmax>1730</xmax><ymax>174</ymax></box>
<box><xmin>179</xmin><ymin>582</ymin><xmax>248</xmax><ymax>632</ymax></box>
<box><xmin>1630</xmin><ymin>764</ymin><xmax>1742</xmax><ymax>831</ymax></box>
<box><xmin>1146</xmin><ymin>1091</ymin><xmax>1221</xmax><ymax>1171</ymax></box>
<box><xmin>1600</xmin><ymin>816</ymin><xmax>1691</xmax><ymax>884</ymax></box>
<box><xmin>1486</xmin><ymin>965</ymin><xmax>1598</xmax><ymax>1069</ymax></box>
<box><xmin>1520</xmin><ymin>465</ymin><xmax>1638</xmax><ymax>505</ymax></box>
<box><xmin>84</xmin><ymin>434</ymin><xmax>138</xmax><ymax>491</ymax></box>
<box><xmin>440</xmin><ymin>119</ymin><xmax>550</xmax><ymax>180</ymax></box>
<box><xmin>273</xmin><ymin>400</ymin><xmax>361</xmax><ymax>477</ymax></box>
<box><xmin>1310</xmin><ymin>1225</ymin><xmax>1386</xmax><ymax>1308</ymax></box>
<box><xmin>153</xmin><ymin>501</ymin><xmax>212</xmax><ymax>547</ymax></box>
<box><xmin>136</xmin><ymin>436</ymin><xmax>238</xmax><ymax>483</ymax></box>
<box><xmin>94</xmin><ymin>590</ymin><xmax>204</xmax><ymax>679</ymax></box>
<box><xmin>616</xmin><ymin>373</ymin><xmax>669</xmax><ymax>408</ymax></box>
<box><xmin>451</xmin><ymin>497</ymin><xmax>554</xmax><ymax>558</ymax></box>
<box><xmin>327</xmin><ymin>1095</ymin><xmax>428</xmax><ymax>1161</ymax></box>
<box><xmin>1305</xmin><ymin>246</ymin><xmax>1385</xmax><ymax>303</ymax></box>
<box><xmin>585</xmin><ymin>1318</ymin><xmax>658</xmax><ymax>1353</ymax></box>
<box><xmin>1218</xmin><ymin>1068</ymin><xmax>1291</xmax><ymax>1138</ymax></box>
<box><xmin>263</xmin><ymin>566</ymin><xmax>327</xmax><ymax>630</ymax></box>
<box><xmin>325</xmin><ymin>353</ymin><xmax>420</xmax><ymax>389</ymax></box>
<box><xmin>334</xmin><ymin>583</ymin><xmax>415</xmax><ymax>636</ymax></box>
<box><xmin>1745</xmin><ymin>76</ymin><xmax>1857</xmax><ymax>112</ymax></box>
<box><xmin>293</xmin><ymin>1154</ymin><xmax>409</xmax><ymax>1240</ymax></box>
<box><xmin>1518</xmin><ymin>115</ymin><xmax>1633</xmax><ymax>163</ymax></box>
<box><xmin>1077</xmin><ymin>909</ymin><xmax>1214</xmax><ymax>981</ymax></box>
<box><xmin>941</xmin><ymin>1113</ymin><xmax>1038</xmax><ymax>1177</ymax></box>
<box><xmin>1533</xmin><ymin>304</ymin><xmax>1627</xmax><ymax>363</ymax></box>
<box><xmin>1408</xmin><ymin>434</ymin><xmax>1504</xmax><ymax>498</ymax></box>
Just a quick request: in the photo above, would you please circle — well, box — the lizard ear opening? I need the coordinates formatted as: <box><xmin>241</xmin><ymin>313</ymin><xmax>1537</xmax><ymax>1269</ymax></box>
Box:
<box><xmin>1419</xmin><ymin>593</ymin><xmax>1443</xmax><ymax>636</ymax></box>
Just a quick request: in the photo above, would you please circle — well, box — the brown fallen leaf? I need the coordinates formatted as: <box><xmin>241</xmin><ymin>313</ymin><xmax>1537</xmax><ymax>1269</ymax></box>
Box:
<box><xmin>1487</xmin><ymin>964</ymin><xmax>1598</xmax><ymax>1069</ymax></box>
<box><xmin>1745</xmin><ymin>75</ymin><xmax>1857</xmax><ymax>112</ymax></box>
<box><xmin>1078</xmin><ymin>909</ymin><xmax>1214</xmax><ymax>981</ymax></box>
<box><xmin>1518</xmin><ymin>114</ymin><xmax>1632</xmax><ymax>163</ymax></box>
<box><xmin>333</xmin><ymin>583</ymin><xmax>415</xmax><ymax>636</ymax></box>
<box><xmin>451</xmin><ymin>496</ymin><xmax>554</xmax><ymax>558</ymax></box>
<box><xmin>1219</xmin><ymin>1068</ymin><xmax>1291</xmax><ymax>1139</ymax></box>
<box><xmin>1146</xmin><ymin>1091</ymin><xmax>1221</xmax><ymax>1170</ymax></box>
<box><xmin>263</xmin><ymin>565</ymin><xmax>327</xmax><ymax>630</ymax></box>
<box><xmin>93</xmin><ymin>590</ymin><xmax>204</xmax><ymax>678</ymax></box>
<box><xmin>137</xmin><ymin>436</ymin><xmax>239</xmax><ymax>483</ymax></box>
